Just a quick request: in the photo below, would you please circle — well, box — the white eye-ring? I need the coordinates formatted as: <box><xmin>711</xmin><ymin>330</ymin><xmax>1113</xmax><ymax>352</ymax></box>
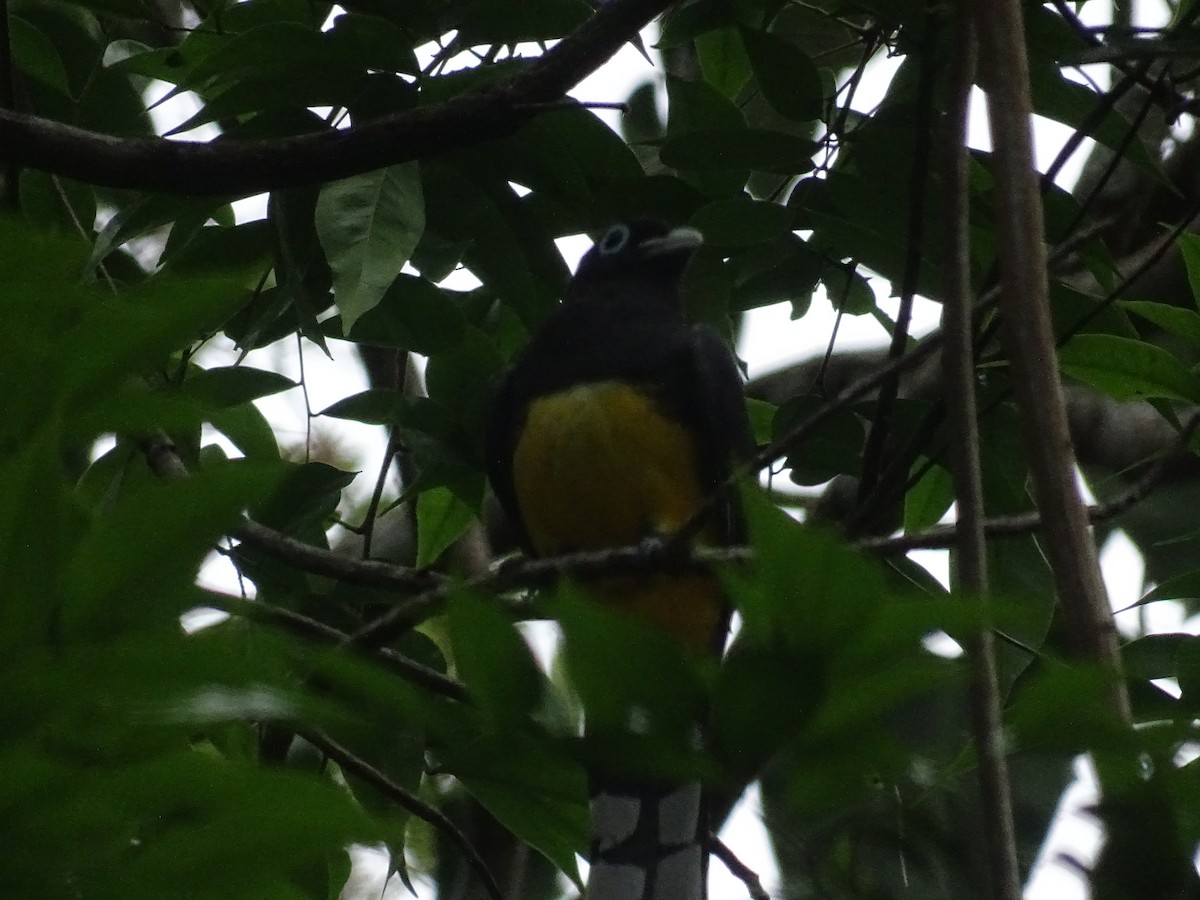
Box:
<box><xmin>597</xmin><ymin>223</ymin><xmax>631</xmax><ymax>255</ymax></box>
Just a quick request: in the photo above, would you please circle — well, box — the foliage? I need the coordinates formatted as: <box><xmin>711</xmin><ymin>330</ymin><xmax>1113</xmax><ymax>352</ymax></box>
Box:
<box><xmin>4</xmin><ymin>0</ymin><xmax>1200</xmax><ymax>898</ymax></box>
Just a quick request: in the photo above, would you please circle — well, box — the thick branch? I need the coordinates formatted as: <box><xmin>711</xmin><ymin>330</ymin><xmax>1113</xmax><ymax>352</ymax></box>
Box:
<box><xmin>972</xmin><ymin>0</ymin><xmax>1131</xmax><ymax>723</ymax></box>
<box><xmin>0</xmin><ymin>0</ymin><xmax>675</xmax><ymax>194</ymax></box>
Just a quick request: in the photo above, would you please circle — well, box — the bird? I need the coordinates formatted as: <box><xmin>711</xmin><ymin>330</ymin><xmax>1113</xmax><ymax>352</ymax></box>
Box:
<box><xmin>486</xmin><ymin>220</ymin><xmax>754</xmax><ymax>900</ymax></box>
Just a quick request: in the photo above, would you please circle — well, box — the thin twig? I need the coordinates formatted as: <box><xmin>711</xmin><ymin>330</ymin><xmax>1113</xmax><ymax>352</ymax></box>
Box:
<box><xmin>709</xmin><ymin>835</ymin><xmax>770</xmax><ymax>900</ymax></box>
<box><xmin>304</xmin><ymin>729</ymin><xmax>505</xmax><ymax>900</ymax></box>
<box><xmin>361</xmin><ymin>425</ymin><xmax>401</xmax><ymax>561</ymax></box>
<box><xmin>206</xmin><ymin>592</ymin><xmax>469</xmax><ymax>702</ymax></box>
<box><xmin>1050</xmin><ymin>0</ymin><xmax>1200</xmax><ymax>122</ymax></box>
<box><xmin>856</xmin><ymin>9</ymin><xmax>937</xmax><ymax>516</ymax></box>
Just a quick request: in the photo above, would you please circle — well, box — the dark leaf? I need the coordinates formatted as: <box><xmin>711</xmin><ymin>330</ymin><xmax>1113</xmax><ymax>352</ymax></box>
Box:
<box><xmin>741</xmin><ymin>27</ymin><xmax>824</xmax><ymax>121</ymax></box>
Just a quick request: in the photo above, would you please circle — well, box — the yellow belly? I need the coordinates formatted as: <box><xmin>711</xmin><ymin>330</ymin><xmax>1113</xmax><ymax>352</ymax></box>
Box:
<box><xmin>512</xmin><ymin>382</ymin><xmax>722</xmax><ymax>652</ymax></box>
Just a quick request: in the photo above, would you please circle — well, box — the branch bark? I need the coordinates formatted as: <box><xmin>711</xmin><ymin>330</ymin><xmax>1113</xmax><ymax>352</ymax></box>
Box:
<box><xmin>971</xmin><ymin>0</ymin><xmax>1131</xmax><ymax>723</ymax></box>
<box><xmin>942</xmin><ymin>11</ymin><xmax>1020</xmax><ymax>899</ymax></box>
<box><xmin>0</xmin><ymin>0</ymin><xmax>676</xmax><ymax>195</ymax></box>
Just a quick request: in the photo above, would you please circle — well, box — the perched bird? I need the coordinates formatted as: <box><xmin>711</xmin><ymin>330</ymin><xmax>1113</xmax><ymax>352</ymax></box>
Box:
<box><xmin>486</xmin><ymin>221</ymin><xmax>754</xmax><ymax>900</ymax></box>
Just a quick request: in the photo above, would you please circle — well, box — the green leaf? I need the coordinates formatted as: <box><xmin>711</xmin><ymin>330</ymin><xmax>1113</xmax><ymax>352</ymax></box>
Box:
<box><xmin>727</xmin><ymin>488</ymin><xmax>883</xmax><ymax>648</ymax></box>
<box><xmin>1007</xmin><ymin>664</ymin><xmax>1135</xmax><ymax>753</ymax></box>
<box><xmin>1138</xmin><ymin>569</ymin><xmax>1200</xmax><ymax>605</ymax></box>
<box><xmin>1178</xmin><ymin>232</ymin><xmax>1200</xmax><ymax>312</ymax></box>
<box><xmin>904</xmin><ymin>460</ymin><xmax>954</xmax><ymax>533</ymax></box>
<box><xmin>745</xmin><ymin>397</ymin><xmax>775</xmax><ymax>447</ymax></box>
<box><xmin>733</xmin><ymin>235</ymin><xmax>823</xmax><ymax>313</ymax></box>
<box><xmin>696</xmin><ymin>27</ymin><xmax>751</xmax><ymax>99</ymax></box>
<box><xmin>773</xmin><ymin>395</ymin><xmax>864</xmax><ymax>485</ymax></box>
<box><xmin>250</xmin><ymin>462</ymin><xmax>357</xmax><ymax>535</ymax></box>
<box><xmin>325</xmin><ymin>12</ymin><xmax>418</xmax><ymax>74</ymax></box>
<box><xmin>658</xmin><ymin>0</ymin><xmax>736</xmax><ymax>49</ymax></box>
<box><xmin>207</xmin><ymin>402</ymin><xmax>281</xmax><ymax>460</ymax></box>
<box><xmin>344</xmin><ymin>274</ymin><xmax>467</xmax><ymax>355</ymax></box>
<box><xmin>660</xmin><ymin>127</ymin><xmax>817</xmax><ymax>174</ymax></box>
<box><xmin>0</xmin><ymin>427</ymin><xmax>70</xmax><ymax>647</ymax></box>
<box><xmin>1028</xmin><ymin>60</ymin><xmax>1158</xmax><ymax>176</ymax></box>
<box><xmin>423</xmin><ymin>325</ymin><xmax>506</xmax><ymax>423</ymax></box>
<box><xmin>319</xmin><ymin>389</ymin><xmax>407</xmax><ymax>425</ymax></box>
<box><xmin>1050</xmin><ymin>280</ymin><xmax>1139</xmax><ymax>340</ymax></box>
<box><xmin>447</xmin><ymin>589</ymin><xmax>543</xmax><ymax>722</ymax></box>
<box><xmin>679</xmin><ymin>247</ymin><xmax>735</xmax><ymax>338</ymax></box>
<box><xmin>101</xmin><ymin>752</ymin><xmax>376</xmax><ymax>892</ymax></box>
<box><xmin>316</xmin><ymin>163</ymin><xmax>425</xmax><ymax>333</ymax></box>
<box><xmin>550</xmin><ymin>583</ymin><xmax>707</xmax><ymax>739</ymax></box>
<box><xmin>77</xmin><ymin>55</ymin><xmax>155</xmax><ymax>137</ymax></box>
<box><xmin>160</xmin><ymin>220</ymin><xmax>272</xmax><ymax>275</ymax></box>
<box><xmin>11</xmin><ymin>16</ymin><xmax>71</xmax><ymax>97</ymax></box>
<box><xmin>415</xmin><ymin>486</ymin><xmax>475</xmax><ymax>568</ymax></box>
<box><xmin>442</xmin><ymin>731</ymin><xmax>587</xmax><ymax>886</ymax></box>
<box><xmin>59</xmin><ymin>273</ymin><xmax>255</xmax><ymax>406</ymax></box>
<box><xmin>18</xmin><ymin>171</ymin><xmax>97</xmax><ymax>236</ymax></box>
<box><xmin>59</xmin><ymin>460</ymin><xmax>281</xmax><ymax>636</ymax></box>
<box><xmin>711</xmin><ymin>639</ymin><xmax>822</xmax><ymax>781</ymax></box>
<box><xmin>0</xmin><ymin>217</ymin><xmax>255</xmax><ymax>444</ymax></box>
<box><xmin>457</xmin><ymin>0</ymin><xmax>590</xmax><ymax>44</ymax></box>
<box><xmin>664</xmin><ymin>75</ymin><xmax>748</xmax><ymax>195</ymax></box>
<box><xmin>827</xmin><ymin>264</ymin><xmax>875</xmax><ymax>315</ymax></box>
<box><xmin>165</xmin><ymin>74</ymin><xmax>357</xmax><ymax>135</ymax></box>
<box><xmin>741</xmin><ymin>28</ymin><xmax>824</xmax><ymax>121</ymax></box>
<box><xmin>689</xmin><ymin>197</ymin><xmax>791</xmax><ymax>249</ymax></box>
<box><xmin>420</xmin><ymin>162</ymin><xmax>563</xmax><ymax>326</ymax></box>
<box><xmin>1058</xmin><ymin>333</ymin><xmax>1200</xmax><ymax>402</ymax></box>
<box><xmin>171</xmin><ymin>21</ymin><xmax>328</xmax><ymax>96</ymax></box>
<box><xmin>1123</xmin><ymin>632</ymin><xmax>1194</xmax><ymax>682</ymax></box>
<box><xmin>500</xmin><ymin>107</ymin><xmax>644</xmax><ymax>207</ymax></box>
<box><xmin>88</xmin><ymin>194</ymin><xmax>234</xmax><ymax>271</ymax></box>
<box><xmin>1122</xmin><ymin>299</ymin><xmax>1200</xmax><ymax>345</ymax></box>
<box><xmin>183</xmin><ymin>366</ymin><xmax>297</xmax><ymax>407</ymax></box>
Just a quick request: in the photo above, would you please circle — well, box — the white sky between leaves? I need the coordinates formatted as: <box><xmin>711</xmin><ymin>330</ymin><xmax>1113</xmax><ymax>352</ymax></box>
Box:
<box><xmin>134</xmin><ymin>1</ymin><xmax>1199</xmax><ymax>897</ymax></box>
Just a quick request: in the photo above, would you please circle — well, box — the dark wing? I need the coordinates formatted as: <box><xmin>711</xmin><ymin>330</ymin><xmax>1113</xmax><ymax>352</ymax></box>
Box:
<box><xmin>484</xmin><ymin>372</ymin><xmax>535</xmax><ymax>555</ymax></box>
<box><xmin>678</xmin><ymin>325</ymin><xmax>756</xmax><ymax>545</ymax></box>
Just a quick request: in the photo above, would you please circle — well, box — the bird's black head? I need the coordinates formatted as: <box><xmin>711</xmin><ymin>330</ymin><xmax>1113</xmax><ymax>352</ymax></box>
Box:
<box><xmin>566</xmin><ymin>221</ymin><xmax>704</xmax><ymax>306</ymax></box>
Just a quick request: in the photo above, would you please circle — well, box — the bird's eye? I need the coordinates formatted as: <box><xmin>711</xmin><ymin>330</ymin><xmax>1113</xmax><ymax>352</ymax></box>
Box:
<box><xmin>597</xmin><ymin>224</ymin><xmax>631</xmax><ymax>255</ymax></box>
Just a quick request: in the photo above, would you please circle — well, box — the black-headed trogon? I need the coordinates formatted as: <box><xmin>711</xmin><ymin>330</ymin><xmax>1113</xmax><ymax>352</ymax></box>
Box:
<box><xmin>486</xmin><ymin>221</ymin><xmax>754</xmax><ymax>900</ymax></box>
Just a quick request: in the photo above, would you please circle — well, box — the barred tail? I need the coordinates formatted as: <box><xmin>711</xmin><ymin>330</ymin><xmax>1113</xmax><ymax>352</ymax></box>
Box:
<box><xmin>584</xmin><ymin>780</ymin><xmax>706</xmax><ymax>900</ymax></box>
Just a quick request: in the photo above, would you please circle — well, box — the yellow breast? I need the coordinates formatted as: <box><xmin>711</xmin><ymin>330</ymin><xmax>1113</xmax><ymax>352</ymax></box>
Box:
<box><xmin>512</xmin><ymin>381</ymin><xmax>722</xmax><ymax>652</ymax></box>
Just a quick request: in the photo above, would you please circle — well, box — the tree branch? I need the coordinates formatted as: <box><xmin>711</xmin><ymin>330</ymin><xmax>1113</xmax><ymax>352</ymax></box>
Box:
<box><xmin>709</xmin><ymin>835</ymin><xmax>769</xmax><ymax>900</ymax></box>
<box><xmin>346</xmin><ymin>393</ymin><xmax>1200</xmax><ymax>647</ymax></box>
<box><xmin>855</xmin><ymin>9</ymin><xmax>937</xmax><ymax>516</ymax></box>
<box><xmin>862</xmin><ymin>408</ymin><xmax>1200</xmax><ymax>554</ymax></box>
<box><xmin>0</xmin><ymin>0</ymin><xmax>677</xmax><ymax>195</ymax></box>
<box><xmin>235</xmin><ymin>519</ymin><xmax>443</xmax><ymax>593</ymax></box>
<box><xmin>972</xmin><ymin>0</ymin><xmax>1130</xmax><ymax>722</ymax></box>
<box><xmin>303</xmin><ymin>729</ymin><xmax>505</xmax><ymax>900</ymax></box>
<box><xmin>942</xmin><ymin>11</ymin><xmax>1020</xmax><ymax>899</ymax></box>
<box><xmin>206</xmin><ymin>592</ymin><xmax>469</xmax><ymax>702</ymax></box>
